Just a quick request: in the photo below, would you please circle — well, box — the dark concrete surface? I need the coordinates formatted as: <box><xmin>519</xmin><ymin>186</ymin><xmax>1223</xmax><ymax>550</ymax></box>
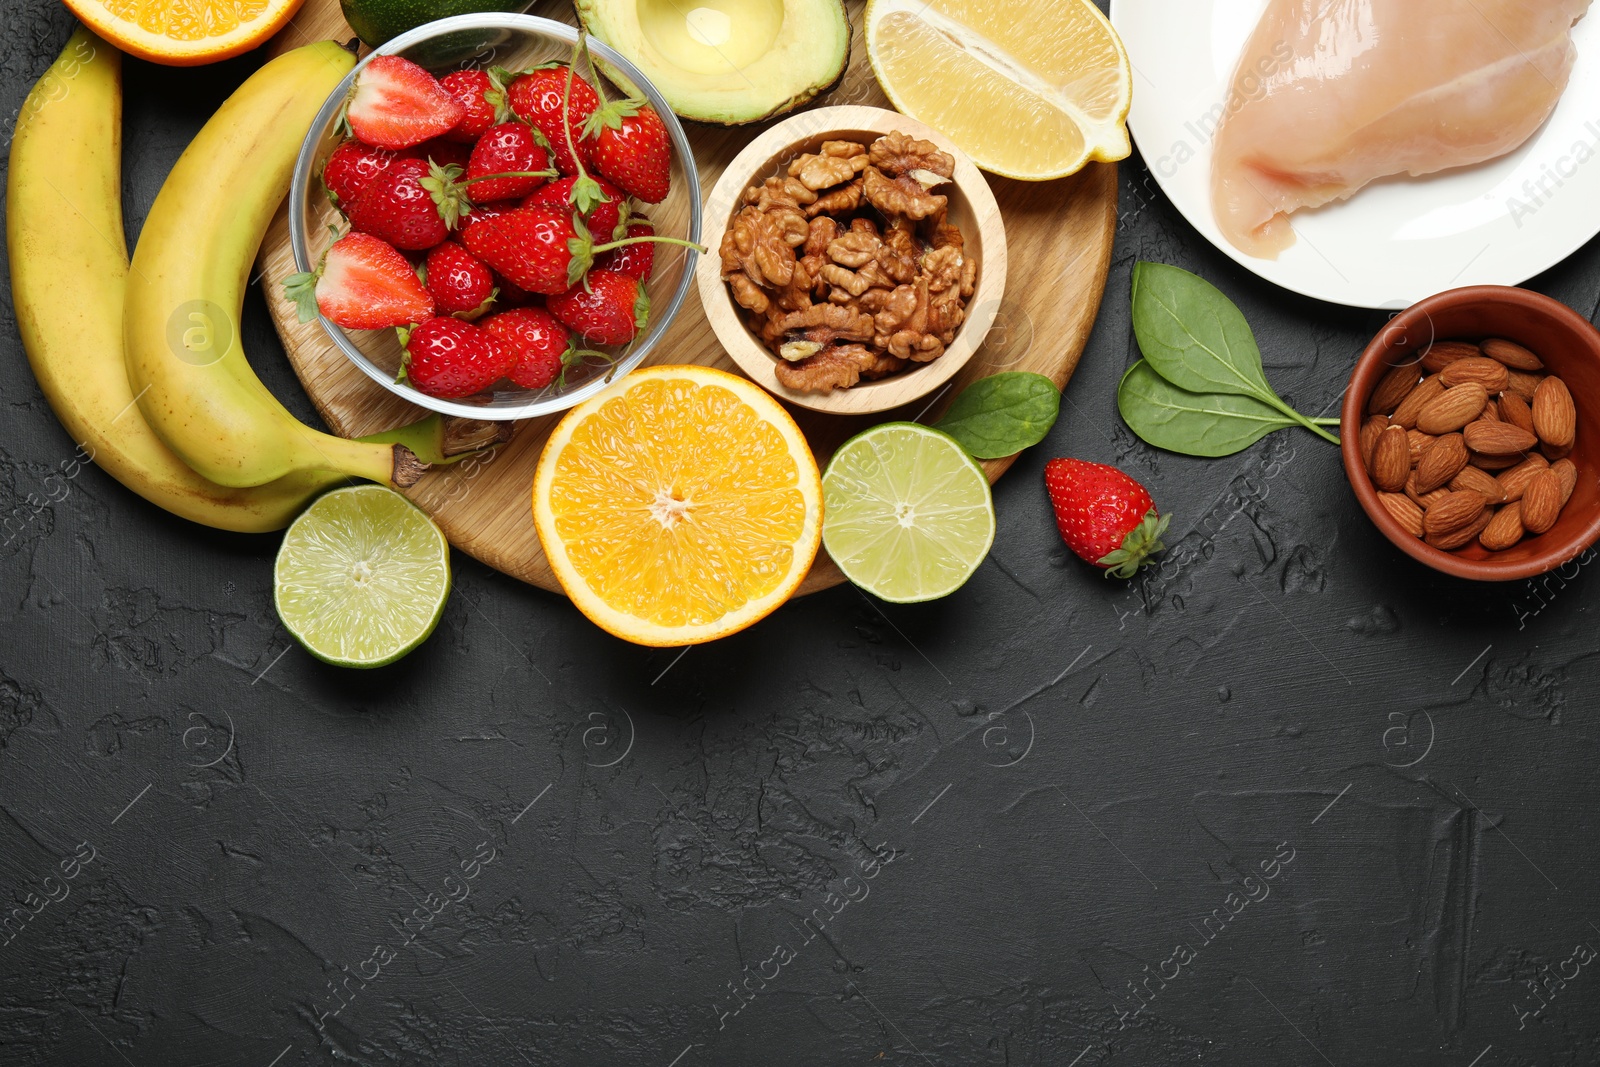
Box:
<box><xmin>4</xmin><ymin>3</ymin><xmax>1600</xmax><ymax>1065</ymax></box>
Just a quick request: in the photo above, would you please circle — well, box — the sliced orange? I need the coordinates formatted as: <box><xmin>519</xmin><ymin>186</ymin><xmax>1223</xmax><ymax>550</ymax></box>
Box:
<box><xmin>533</xmin><ymin>366</ymin><xmax>823</xmax><ymax>647</ymax></box>
<box><xmin>63</xmin><ymin>0</ymin><xmax>306</xmax><ymax>66</ymax></box>
<box><xmin>864</xmin><ymin>0</ymin><xmax>1132</xmax><ymax>180</ymax></box>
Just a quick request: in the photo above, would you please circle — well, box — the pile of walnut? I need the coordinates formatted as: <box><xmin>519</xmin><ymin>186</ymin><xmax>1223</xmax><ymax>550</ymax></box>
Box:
<box><xmin>720</xmin><ymin>131</ymin><xmax>978</xmax><ymax>394</ymax></box>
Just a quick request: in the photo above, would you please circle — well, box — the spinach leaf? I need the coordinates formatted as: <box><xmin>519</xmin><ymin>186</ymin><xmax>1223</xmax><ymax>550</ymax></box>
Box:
<box><xmin>935</xmin><ymin>371</ymin><xmax>1060</xmax><ymax>458</ymax></box>
<box><xmin>1129</xmin><ymin>263</ymin><xmax>1338</xmax><ymax>446</ymax></box>
<box><xmin>1117</xmin><ymin>361</ymin><xmax>1300</xmax><ymax>457</ymax></box>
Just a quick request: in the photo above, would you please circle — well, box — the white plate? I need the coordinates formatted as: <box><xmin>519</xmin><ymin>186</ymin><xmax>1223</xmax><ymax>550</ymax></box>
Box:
<box><xmin>1109</xmin><ymin>0</ymin><xmax>1600</xmax><ymax>309</ymax></box>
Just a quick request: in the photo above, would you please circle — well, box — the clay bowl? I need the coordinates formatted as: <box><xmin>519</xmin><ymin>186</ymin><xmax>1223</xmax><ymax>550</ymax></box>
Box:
<box><xmin>696</xmin><ymin>105</ymin><xmax>1007</xmax><ymax>416</ymax></box>
<box><xmin>1343</xmin><ymin>285</ymin><xmax>1600</xmax><ymax>581</ymax></box>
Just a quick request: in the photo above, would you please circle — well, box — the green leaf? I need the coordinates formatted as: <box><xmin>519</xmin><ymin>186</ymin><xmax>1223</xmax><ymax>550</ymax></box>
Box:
<box><xmin>933</xmin><ymin>372</ymin><xmax>1060</xmax><ymax>459</ymax></box>
<box><xmin>1131</xmin><ymin>262</ymin><xmax>1277</xmax><ymax>400</ymax></box>
<box><xmin>1117</xmin><ymin>361</ymin><xmax>1300</xmax><ymax>458</ymax></box>
<box><xmin>1128</xmin><ymin>262</ymin><xmax>1341</xmax><ymax>447</ymax></box>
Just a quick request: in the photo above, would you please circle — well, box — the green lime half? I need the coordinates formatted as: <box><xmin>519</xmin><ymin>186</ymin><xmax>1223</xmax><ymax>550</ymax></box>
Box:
<box><xmin>274</xmin><ymin>485</ymin><xmax>451</xmax><ymax>668</ymax></box>
<box><xmin>822</xmin><ymin>422</ymin><xmax>996</xmax><ymax>603</ymax></box>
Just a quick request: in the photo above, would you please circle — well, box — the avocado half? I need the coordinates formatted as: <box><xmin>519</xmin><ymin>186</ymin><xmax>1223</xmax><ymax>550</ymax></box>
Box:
<box><xmin>576</xmin><ymin>0</ymin><xmax>851</xmax><ymax>126</ymax></box>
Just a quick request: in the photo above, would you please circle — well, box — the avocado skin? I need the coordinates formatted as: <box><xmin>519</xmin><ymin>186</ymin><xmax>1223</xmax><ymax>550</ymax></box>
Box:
<box><xmin>576</xmin><ymin>0</ymin><xmax>853</xmax><ymax>127</ymax></box>
<box><xmin>341</xmin><ymin>0</ymin><xmax>536</xmax><ymax>50</ymax></box>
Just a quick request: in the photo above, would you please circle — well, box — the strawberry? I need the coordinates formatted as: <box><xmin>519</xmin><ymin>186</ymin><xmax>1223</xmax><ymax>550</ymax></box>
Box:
<box><xmin>481</xmin><ymin>306</ymin><xmax>571</xmax><ymax>389</ymax></box>
<box><xmin>284</xmin><ymin>232</ymin><xmax>433</xmax><ymax>331</ymax></box>
<box><xmin>461</xmin><ymin>205</ymin><xmax>573</xmax><ymax>295</ymax></box>
<box><xmin>412</xmin><ymin>137</ymin><xmax>472</xmax><ymax>172</ymax></box>
<box><xmin>322</xmin><ymin>140</ymin><xmax>404</xmax><ymax>205</ymax></box>
<box><xmin>424</xmin><ymin>242</ymin><xmax>496</xmax><ymax>317</ymax></box>
<box><xmin>594</xmin><ymin>220</ymin><xmax>655</xmax><ymax>280</ymax></box>
<box><xmin>490</xmin><ymin>270</ymin><xmax>539</xmax><ymax>308</ymax></box>
<box><xmin>501</xmin><ymin>64</ymin><xmax>599</xmax><ymax>176</ymax></box>
<box><xmin>522</xmin><ymin>175</ymin><xmax>626</xmax><ymax>240</ymax></box>
<box><xmin>582</xmin><ymin>98</ymin><xmax>672</xmax><ymax>204</ymax></box>
<box><xmin>345</xmin><ymin>55</ymin><xmax>465</xmax><ymax>150</ymax></box>
<box><xmin>463</xmin><ymin>122</ymin><xmax>557</xmax><ymax>202</ymax></box>
<box><xmin>401</xmin><ymin>316</ymin><xmax>513</xmax><ymax>399</ymax></box>
<box><xmin>1043</xmin><ymin>459</ymin><xmax>1169</xmax><ymax>578</ymax></box>
<box><xmin>548</xmin><ymin>271</ymin><xmax>648</xmax><ymax>346</ymax></box>
<box><xmin>345</xmin><ymin>157</ymin><xmax>452</xmax><ymax>251</ymax></box>
<box><xmin>462</xmin><ymin>205</ymin><xmax>701</xmax><ymax>295</ymax></box>
<box><xmin>439</xmin><ymin>69</ymin><xmax>502</xmax><ymax>143</ymax></box>
<box><xmin>457</xmin><ymin>198</ymin><xmax>518</xmax><ymax>240</ymax></box>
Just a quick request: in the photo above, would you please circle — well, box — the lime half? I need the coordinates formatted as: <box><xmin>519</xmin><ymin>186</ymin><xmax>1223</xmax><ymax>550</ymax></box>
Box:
<box><xmin>822</xmin><ymin>423</ymin><xmax>996</xmax><ymax>603</ymax></box>
<box><xmin>274</xmin><ymin>485</ymin><xmax>451</xmax><ymax>668</ymax></box>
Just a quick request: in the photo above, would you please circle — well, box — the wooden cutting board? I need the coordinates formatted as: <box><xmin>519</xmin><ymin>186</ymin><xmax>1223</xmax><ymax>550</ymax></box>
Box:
<box><xmin>258</xmin><ymin>0</ymin><xmax>1117</xmax><ymax>596</ymax></box>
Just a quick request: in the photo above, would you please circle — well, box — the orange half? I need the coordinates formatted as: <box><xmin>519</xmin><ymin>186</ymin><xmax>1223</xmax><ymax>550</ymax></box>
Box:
<box><xmin>533</xmin><ymin>366</ymin><xmax>823</xmax><ymax>647</ymax></box>
<box><xmin>63</xmin><ymin>0</ymin><xmax>307</xmax><ymax>66</ymax></box>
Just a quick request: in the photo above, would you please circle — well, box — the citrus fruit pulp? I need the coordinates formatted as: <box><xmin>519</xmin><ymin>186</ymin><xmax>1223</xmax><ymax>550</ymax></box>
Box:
<box><xmin>533</xmin><ymin>365</ymin><xmax>823</xmax><ymax>647</ymax></box>
<box><xmin>863</xmin><ymin>0</ymin><xmax>1132</xmax><ymax>180</ymax></box>
<box><xmin>62</xmin><ymin>0</ymin><xmax>306</xmax><ymax>65</ymax></box>
<box><xmin>274</xmin><ymin>485</ymin><xmax>451</xmax><ymax>668</ymax></box>
<box><xmin>822</xmin><ymin>422</ymin><xmax>995</xmax><ymax>603</ymax></box>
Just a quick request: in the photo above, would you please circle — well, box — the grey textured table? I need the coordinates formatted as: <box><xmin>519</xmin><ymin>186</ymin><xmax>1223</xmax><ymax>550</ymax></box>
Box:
<box><xmin>3</xmin><ymin>4</ymin><xmax>1599</xmax><ymax>1065</ymax></box>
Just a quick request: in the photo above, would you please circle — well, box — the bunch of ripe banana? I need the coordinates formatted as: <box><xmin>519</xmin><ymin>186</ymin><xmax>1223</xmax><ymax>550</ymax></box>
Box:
<box><xmin>7</xmin><ymin>29</ymin><xmax>502</xmax><ymax>533</ymax></box>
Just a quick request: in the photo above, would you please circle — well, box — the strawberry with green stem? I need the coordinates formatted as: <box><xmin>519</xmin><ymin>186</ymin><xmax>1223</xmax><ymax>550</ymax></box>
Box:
<box><xmin>548</xmin><ymin>270</ymin><xmax>649</xmax><ymax>346</ymax></box>
<box><xmin>481</xmin><ymin>306</ymin><xmax>611</xmax><ymax>389</ymax></box>
<box><xmin>1044</xmin><ymin>458</ymin><xmax>1170</xmax><ymax>578</ymax></box>
<box><xmin>567</xmin><ymin>38</ymin><xmax>673</xmax><ymax>206</ymax></box>
<box><xmin>461</xmin><ymin>204</ymin><xmax>701</xmax><ymax>295</ymax></box>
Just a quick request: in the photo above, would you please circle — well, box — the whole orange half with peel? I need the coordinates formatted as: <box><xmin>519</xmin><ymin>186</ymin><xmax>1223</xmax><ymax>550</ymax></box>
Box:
<box><xmin>533</xmin><ymin>366</ymin><xmax>823</xmax><ymax>647</ymax></box>
<box><xmin>62</xmin><ymin>0</ymin><xmax>307</xmax><ymax>66</ymax></box>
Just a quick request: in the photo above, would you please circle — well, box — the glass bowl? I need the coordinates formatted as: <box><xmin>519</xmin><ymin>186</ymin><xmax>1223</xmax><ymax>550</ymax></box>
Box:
<box><xmin>289</xmin><ymin>13</ymin><xmax>703</xmax><ymax>421</ymax></box>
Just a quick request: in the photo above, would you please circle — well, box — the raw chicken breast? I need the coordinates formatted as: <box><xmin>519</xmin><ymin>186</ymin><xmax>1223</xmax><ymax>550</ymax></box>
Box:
<box><xmin>1211</xmin><ymin>0</ymin><xmax>1591</xmax><ymax>258</ymax></box>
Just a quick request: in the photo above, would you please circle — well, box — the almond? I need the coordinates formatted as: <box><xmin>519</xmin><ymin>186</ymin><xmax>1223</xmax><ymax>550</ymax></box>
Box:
<box><xmin>1427</xmin><ymin>507</ymin><xmax>1495</xmax><ymax>551</ymax></box>
<box><xmin>1532</xmin><ymin>375</ymin><xmax>1576</xmax><ymax>449</ymax></box>
<box><xmin>1368</xmin><ymin>363</ymin><xmax>1422</xmax><ymax>416</ymax></box>
<box><xmin>1478</xmin><ymin>398</ymin><xmax>1500</xmax><ymax>422</ymax></box>
<box><xmin>1499</xmin><ymin>392</ymin><xmax>1535</xmax><ymax>434</ymax></box>
<box><xmin>1463</xmin><ymin>420</ymin><xmax>1538</xmax><ymax>456</ymax></box>
<box><xmin>1405</xmin><ymin>470</ymin><xmax>1450</xmax><ymax>508</ymax></box>
<box><xmin>1414</xmin><ymin>433</ymin><xmax>1469</xmax><ymax>492</ymax></box>
<box><xmin>1449</xmin><ymin>465</ymin><xmax>1506</xmax><ymax>505</ymax></box>
<box><xmin>1415</xmin><ymin>382</ymin><xmax>1488</xmax><ymax>435</ymax></box>
<box><xmin>1406</xmin><ymin>429</ymin><xmax>1436</xmax><ymax>464</ymax></box>
<box><xmin>1420</xmin><ymin>341</ymin><xmax>1481</xmax><ymax>373</ymax></box>
<box><xmin>1543</xmin><ymin>440</ymin><xmax>1575</xmax><ymax>463</ymax></box>
<box><xmin>1552</xmin><ymin>458</ymin><xmax>1578</xmax><ymax>505</ymax></box>
<box><xmin>1470</xmin><ymin>450</ymin><xmax>1523</xmax><ymax>471</ymax></box>
<box><xmin>1423</xmin><ymin>491</ymin><xmax>1488</xmax><ymax>537</ymax></box>
<box><xmin>1369</xmin><ymin>425</ymin><xmax>1411</xmax><ymax>492</ymax></box>
<box><xmin>1390</xmin><ymin>376</ymin><xmax>1447</xmax><ymax>430</ymax></box>
<box><xmin>1440</xmin><ymin>356</ymin><xmax>1510</xmax><ymax>394</ymax></box>
<box><xmin>1506</xmin><ymin>369</ymin><xmax>1544</xmax><ymax>403</ymax></box>
<box><xmin>1496</xmin><ymin>454</ymin><xmax>1550</xmax><ymax>502</ymax></box>
<box><xmin>1376</xmin><ymin>492</ymin><xmax>1425</xmax><ymax>539</ymax></box>
<box><xmin>1479</xmin><ymin>502</ymin><xmax>1525</xmax><ymax>551</ymax></box>
<box><xmin>1521</xmin><ymin>469</ymin><xmax>1564</xmax><ymax>535</ymax></box>
<box><xmin>1482</xmin><ymin>338</ymin><xmax>1544</xmax><ymax>371</ymax></box>
<box><xmin>1360</xmin><ymin>415</ymin><xmax>1389</xmax><ymax>468</ymax></box>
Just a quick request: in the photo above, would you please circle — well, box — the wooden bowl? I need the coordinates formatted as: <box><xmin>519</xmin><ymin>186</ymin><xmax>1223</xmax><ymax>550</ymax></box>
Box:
<box><xmin>696</xmin><ymin>105</ymin><xmax>1007</xmax><ymax>415</ymax></box>
<box><xmin>1342</xmin><ymin>286</ymin><xmax>1600</xmax><ymax>581</ymax></box>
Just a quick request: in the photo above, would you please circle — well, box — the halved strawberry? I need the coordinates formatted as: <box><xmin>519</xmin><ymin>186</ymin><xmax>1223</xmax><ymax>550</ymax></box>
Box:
<box><xmin>284</xmin><ymin>232</ymin><xmax>434</xmax><ymax>331</ymax></box>
<box><xmin>346</xmin><ymin>55</ymin><xmax>465</xmax><ymax>151</ymax></box>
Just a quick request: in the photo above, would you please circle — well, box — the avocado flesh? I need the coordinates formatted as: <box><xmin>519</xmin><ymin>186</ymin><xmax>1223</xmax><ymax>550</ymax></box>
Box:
<box><xmin>577</xmin><ymin>0</ymin><xmax>852</xmax><ymax>126</ymax></box>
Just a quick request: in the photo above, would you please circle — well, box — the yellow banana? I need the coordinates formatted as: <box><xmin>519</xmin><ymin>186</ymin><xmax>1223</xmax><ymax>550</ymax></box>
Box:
<box><xmin>9</xmin><ymin>29</ymin><xmax>501</xmax><ymax>533</ymax></box>
<box><xmin>125</xmin><ymin>40</ymin><xmax>423</xmax><ymax>490</ymax></box>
